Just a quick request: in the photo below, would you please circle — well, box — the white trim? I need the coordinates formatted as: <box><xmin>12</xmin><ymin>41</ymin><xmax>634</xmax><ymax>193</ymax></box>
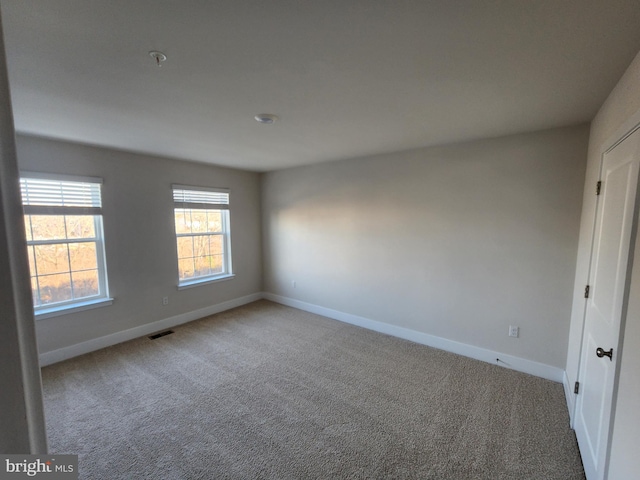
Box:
<box><xmin>177</xmin><ymin>273</ymin><xmax>235</xmax><ymax>290</ymax></box>
<box><xmin>38</xmin><ymin>292</ymin><xmax>262</xmax><ymax>366</ymax></box>
<box><xmin>35</xmin><ymin>297</ymin><xmax>113</xmax><ymax>320</ymax></box>
<box><xmin>563</xmin><ymin>370</ymin><xmax>576</xmax><ymax>426</ymax></box>
<box><xmin>601</xmin><ymin>107</ymin><xmax>640</xmax><ymax>156</ymax></box>
<box><xmin>263</xmin><ymin>293</ymin><xmax>564</xmax><ymax>383</ymax></box>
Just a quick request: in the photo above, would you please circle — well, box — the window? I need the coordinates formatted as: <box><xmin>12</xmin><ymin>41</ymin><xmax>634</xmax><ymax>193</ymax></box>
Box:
<box><xmin>173</xmin><ymin>185</ymin><xmax>232</xmax><ymax>286</ymax></box>
<box><xmin>20</xmin><ymin>175</ymin><xmax>110</xmax><ymax>316</ymax></box>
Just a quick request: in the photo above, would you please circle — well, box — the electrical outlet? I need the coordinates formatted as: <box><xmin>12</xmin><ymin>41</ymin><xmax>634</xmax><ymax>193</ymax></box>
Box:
<box><xmin>509</xmin><ymin>325</ymin><xmax>519</xmax><ymax>338</ymax></box>
<box><xmin>162</xmin><ymin>296</ymin><xmax>169</xmax><ymax>306</ymax></box>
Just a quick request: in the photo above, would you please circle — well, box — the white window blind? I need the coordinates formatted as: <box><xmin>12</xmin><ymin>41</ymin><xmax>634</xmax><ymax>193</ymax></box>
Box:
<box><xmin>20</xmin><ymin>178</ymin><xmax>102</xmax><ymax>215</ymax></box>
<box><xmin>172</xmin><ymin>186</ymin><xmax>229</xmax><ymax>210</ymax></box>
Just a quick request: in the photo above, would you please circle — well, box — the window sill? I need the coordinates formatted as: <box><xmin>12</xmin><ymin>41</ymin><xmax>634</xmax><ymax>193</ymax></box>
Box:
<box><xmin>177</xmin><ymin>274</ymin><xmax>235</xmax><ymax>290</ymax></box>
<box><xmin>35</xmin><ymin>297</ymin><xmax>114</xmax><ymax>320</ymax></box>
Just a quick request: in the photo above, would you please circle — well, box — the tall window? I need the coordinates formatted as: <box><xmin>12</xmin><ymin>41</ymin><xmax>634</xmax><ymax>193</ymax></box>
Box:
<box><xmin>20</xmin><ymin>175</ymin><xmax>110</xmax><ymax>314</ymax></box>
<box><xmin>173</xmin><ymin>185</ymin><xmax>232</xmax><ymax>286</ymax></box>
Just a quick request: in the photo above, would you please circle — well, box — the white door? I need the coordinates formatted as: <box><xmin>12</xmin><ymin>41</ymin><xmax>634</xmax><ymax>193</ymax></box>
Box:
<box><xmin>574</xmin><ymin>127</ymin><xmax>640</xmax><ymax>480</ymax></box>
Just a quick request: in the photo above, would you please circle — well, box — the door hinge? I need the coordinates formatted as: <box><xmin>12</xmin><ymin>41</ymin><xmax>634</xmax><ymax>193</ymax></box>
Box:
<box><xmin>574</xmin><ymin>381</ymin><xmax>580</xmax><ymax>394</ymax></box>
<box><xmin>596</xmin><ymin>181</ymin><xmax>602</xmax><ymax>195</ymax></box>
<box><xmin>584</xmin><ymin>285</ymin><xmax>590</xmax><ymax>298</ymax></box>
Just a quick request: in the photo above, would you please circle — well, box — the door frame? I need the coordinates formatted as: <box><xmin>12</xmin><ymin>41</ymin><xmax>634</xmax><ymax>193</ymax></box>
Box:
<box><xmin>572</xmin><ymin>117</ymin><xmax>640</xmax><ymax>479</ymax></box>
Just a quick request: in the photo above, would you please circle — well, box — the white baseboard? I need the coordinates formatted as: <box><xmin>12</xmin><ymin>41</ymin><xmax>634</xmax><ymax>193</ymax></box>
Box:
<box><xmin>264</xmin><ymin>293</ymin><xmax>565</xmax><ymax>383</ymax></box>
<box><xmin>39</xmin><ymin>293</ymin><xmax>263</xmax><ymax>367</ymax></box>
<box><xmin>40</xmin><ymin>291</ymin><xmax>566</xmax><ymax>385</ymax></box>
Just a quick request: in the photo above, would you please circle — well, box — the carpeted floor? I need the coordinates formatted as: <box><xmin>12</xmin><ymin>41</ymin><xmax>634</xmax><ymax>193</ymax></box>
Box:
<box><xmin>42</xmin><ymin>300</ymin><xmax>585</xmax><ymax>479</ymax></box>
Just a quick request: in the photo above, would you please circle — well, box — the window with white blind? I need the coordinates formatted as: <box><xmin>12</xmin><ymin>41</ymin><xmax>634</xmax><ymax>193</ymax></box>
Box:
<box><xmin>20</xmin><ymin>174</ymin><xmax>111</xmax><ymax>316</ymax></box>
<box><xmin>172</xmin><ymin>185</ymin><xmax>233</xmax><ymax>286</ymax></box>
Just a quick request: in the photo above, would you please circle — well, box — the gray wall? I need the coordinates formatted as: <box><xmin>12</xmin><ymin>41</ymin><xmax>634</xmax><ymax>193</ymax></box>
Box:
<box><xmin>15</xmin><ymin>135</ymin><xmax>262</xmax><ymax>355</ymax></box>
<box><xmin>565</xmin><ymin>49</ymin><xmax>640</xmax><ymax>479</ymax></box>
<box><xmin>262</xmin><ymin>125</ymin><xmax>588</xmax><ymax>369</ymax></box>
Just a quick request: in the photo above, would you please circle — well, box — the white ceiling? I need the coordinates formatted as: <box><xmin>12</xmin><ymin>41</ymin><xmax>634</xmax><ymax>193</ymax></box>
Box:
<box><xmin>2</xmin><ymin>1</ymin><xmax>640</xmax><ymax>172</ymax></box>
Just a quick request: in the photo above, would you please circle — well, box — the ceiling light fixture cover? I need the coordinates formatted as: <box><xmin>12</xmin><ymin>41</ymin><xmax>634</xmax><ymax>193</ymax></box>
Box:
<box><xmin>255</xmin><ymin>114</ymin><xmax>278</xmax><ymax>124</ymax></box>
<box><xmin>149</xmin><ymin>51</ymin><xmax>167</xmax><ymax>67</ymax></box>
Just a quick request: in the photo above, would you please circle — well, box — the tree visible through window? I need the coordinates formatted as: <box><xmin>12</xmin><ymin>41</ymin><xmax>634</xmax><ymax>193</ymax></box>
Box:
<box><xmin>20</xmin><ymin>176</ymin><xmax>109</xmax><ymax>312</ymax></box>
<box><xmin>173</xmin><ymin>186</ymin><xmax>232</xmax><ymax>285</ymax></box>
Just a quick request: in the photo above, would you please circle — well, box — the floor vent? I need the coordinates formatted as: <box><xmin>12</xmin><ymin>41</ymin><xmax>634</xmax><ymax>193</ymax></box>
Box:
<box><xmin>148</xmin><ymin>330</ymin><xmax>174</xmax><ymax>340</ymax></box>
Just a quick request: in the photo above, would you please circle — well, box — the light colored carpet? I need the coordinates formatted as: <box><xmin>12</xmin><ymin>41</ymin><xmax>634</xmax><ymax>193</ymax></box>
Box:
<box><xmin>42</xmin><ymin>300</ymin><xmax>585</xmax><ymax>479</ymax></box>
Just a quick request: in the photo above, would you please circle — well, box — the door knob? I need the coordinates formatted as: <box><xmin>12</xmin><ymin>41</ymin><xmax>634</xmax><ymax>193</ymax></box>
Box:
<box><xmin>596</xmin><ymin>347</ymin><xmax>613</xmax><ymax>361</ymax></box>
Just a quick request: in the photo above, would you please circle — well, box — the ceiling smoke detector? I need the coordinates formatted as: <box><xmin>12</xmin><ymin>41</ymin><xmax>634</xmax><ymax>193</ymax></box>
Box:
<box><xmin>254</xmin><ymin>114</ymin><xmax>279</xmax><ymax>124</ymax></box>
<box><xmin>149</xmin><ymin>51</ymin><xmax>167</xmax><ymax>67</ymax></box>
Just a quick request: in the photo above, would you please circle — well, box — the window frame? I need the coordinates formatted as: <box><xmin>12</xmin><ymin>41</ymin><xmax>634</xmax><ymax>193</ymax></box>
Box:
<box><xmin>172</xmin><ymin>184</ymin><xmax>234</xmax><ymax>288</ymax></box>
<box><xmin>20</xmin><ymin>172</ymin><xmax>112</xmax><ymax>318</ymax></box>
